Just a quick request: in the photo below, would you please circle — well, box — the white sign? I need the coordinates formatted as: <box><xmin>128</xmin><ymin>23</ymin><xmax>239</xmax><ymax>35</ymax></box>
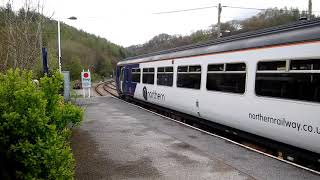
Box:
<box><xmin>81</xmin><ymin>71</ymin><xmax>92</xmax><ymax>88</ymax></box>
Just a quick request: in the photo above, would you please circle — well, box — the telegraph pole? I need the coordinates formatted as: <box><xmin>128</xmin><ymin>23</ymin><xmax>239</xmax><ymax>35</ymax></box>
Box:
<box><xmin>217</xmin><ymin>3</ymin><xmax>222</xmax><ymax>38</ymax></box>
<box><xmin>308</xmin><ymin>0</ymin><xmax>312</xmax><ymax>20</ymax></box>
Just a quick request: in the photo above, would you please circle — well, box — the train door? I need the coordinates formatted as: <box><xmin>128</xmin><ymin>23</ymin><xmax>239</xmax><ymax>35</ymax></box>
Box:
<box><xmin>119</xmin><ymin>67</ymin><xmax>124</xmax><ymax>93</ymax></box>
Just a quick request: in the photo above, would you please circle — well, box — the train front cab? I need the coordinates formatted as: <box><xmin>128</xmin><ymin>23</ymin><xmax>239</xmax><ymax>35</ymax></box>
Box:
<box><xmin>116</xmin><ymin>64</ymin><xmax>139</xmax><ymax>99</ymax></box>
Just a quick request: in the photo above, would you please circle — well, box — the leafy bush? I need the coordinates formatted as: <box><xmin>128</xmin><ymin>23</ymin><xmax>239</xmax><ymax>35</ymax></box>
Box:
<box><xmin>0</xmin><ymin>69</ymin><xmax>83</xmax><ymax>179</ymax></box>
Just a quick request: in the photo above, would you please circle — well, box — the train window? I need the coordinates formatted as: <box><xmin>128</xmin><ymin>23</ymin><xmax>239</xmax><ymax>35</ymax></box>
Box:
<box><xmin>142</xmin><ymin>68</ymin><xmax>155</xmax><ymax>84</ymax></box>
<box><xmin>165</xmin><ymin>67</ymin><xmax>173</xmax><ymax>72</ymax></box>
<box><xmin>131</xmin><ymin>68</ymin><xmax>140</xmax><ymax>83</ymax></box>
<box><xmin>189</xmin><ymin>65</ymin><xmax>201</xmax><ymax>72</ymax></box>
<box><xmin>178</xmin><ymin>66</ymin><xmax>188</xmax><ymax>72</ymax></box>
<box><xmin>256</xmin><ymin>59</ymin><xmax>320</xmax><ymax>103</ymax></box>
<box><xmin>120</xmin><ymin>67</ymin><xmax>124</xmax><ymax>81</ymax></box>
<box><xmin>177</xmin><ymin>65</ymin><xmax>201</xmax><ymax>89</ymax></box>
<box><xmin>158</xmin><ymin>67</ymin><xmax>165</xmax><ymax>72</ymax></box>
<box><xmin>258</xmin><ymin>61</ymin><xmax>286</xmax><ymax>71</ymax></box>
<box><xmin>207</xmin><ymin>63</ymin><xmax>246</xmax><ymax>94</ymax></box>
<box><xmin>226</xmin><ymin>63</ymin><xmax>246</xmax><ymax>71</ymax></box>
<box><xmin>157</xmin><ymin>66</ymin><xmax>173</xmax><ymax>86</ymax></box>
<box><xmin>290</xmin><ymin>59</ymin><xmax>320</xmax><ymax>71</ymax></box>
<box><xmin>125</xmin><ymin>68</ymin><xmax>130</xmax><ymax>82</ymax></box>
<box><xmin>208</xmin><ymin>64</ymin><xmax>224</xmax><ymax>71</ymax></box>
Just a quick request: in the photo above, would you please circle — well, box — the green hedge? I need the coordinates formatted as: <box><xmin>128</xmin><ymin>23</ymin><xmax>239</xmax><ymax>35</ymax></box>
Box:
<box><xmin>0</xmin><ymin>69</ymin><xmax>83</xmax><ymax>179</ymax></box>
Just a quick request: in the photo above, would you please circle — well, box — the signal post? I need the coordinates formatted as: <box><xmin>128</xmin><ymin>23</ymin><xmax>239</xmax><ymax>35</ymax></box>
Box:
<box><xmin>81</xmin><ymin>70</ymin><xmax>92</xmax><ymax>98</ymax></box>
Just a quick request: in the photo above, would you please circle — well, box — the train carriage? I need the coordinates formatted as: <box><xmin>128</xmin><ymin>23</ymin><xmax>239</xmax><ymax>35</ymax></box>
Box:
<box><xmin>116</xmin><ymin>19</ymin><xmax>320</xmax><ymax>160</ymax></box>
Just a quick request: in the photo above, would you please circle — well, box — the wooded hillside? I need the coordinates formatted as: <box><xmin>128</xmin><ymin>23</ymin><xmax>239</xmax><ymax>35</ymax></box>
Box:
<box><xmin>0</xmin><ymin>3</ymin><xmax>129</xmax><ymax>80</ymax></box>
<box><xmin>127</xmin><ymin>8</ymin><xmax>314</xmax><ymax>56</ymax></box>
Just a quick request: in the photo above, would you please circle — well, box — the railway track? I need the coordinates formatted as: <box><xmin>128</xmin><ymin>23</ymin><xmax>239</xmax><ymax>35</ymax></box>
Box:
<box><xmin>106</xmin><ymin>82</ymin><xmax>116</xmax><ymax>90</ymax></box>
<box><xmin>95</xmin><ymin>80</ymin><xmax>118</xmax><ymax>97</ymax></box>
<box><xmin>94</xmin><ymin>81</ymin><xmax>320</xmax><ymax>175</ymax></box>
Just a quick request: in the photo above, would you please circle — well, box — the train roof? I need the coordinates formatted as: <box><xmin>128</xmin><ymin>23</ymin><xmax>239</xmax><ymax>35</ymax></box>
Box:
<box><xmin>119</xmin><ymin>18</ymin><xmax>320</xmax><ymax>65</ymax></box>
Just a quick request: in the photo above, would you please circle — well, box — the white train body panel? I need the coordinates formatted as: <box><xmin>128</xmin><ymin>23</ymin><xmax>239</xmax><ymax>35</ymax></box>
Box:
<box><xmin>132</xmin><ymin>42</ymin><xmax>320</xmax><ymax>154</ymax></box>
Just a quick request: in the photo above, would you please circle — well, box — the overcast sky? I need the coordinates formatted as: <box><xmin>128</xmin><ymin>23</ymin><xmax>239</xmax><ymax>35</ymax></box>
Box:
<box><xmin>2</xmin><ymin>0</ymin><xmax>320</xmax><ymax>47</ymax></box>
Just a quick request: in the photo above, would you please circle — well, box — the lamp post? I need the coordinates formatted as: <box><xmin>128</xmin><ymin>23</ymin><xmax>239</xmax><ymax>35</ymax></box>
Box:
<box><xmin>58</xmin><ymin>16</ymin><xmax>77</xmax><ymax>73</ymax></box>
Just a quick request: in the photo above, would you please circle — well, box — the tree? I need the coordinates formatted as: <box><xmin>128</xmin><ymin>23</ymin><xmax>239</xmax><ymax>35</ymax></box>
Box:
<box><xmin>63</xmin><ymin>57</ymin><xmax>83</xmax><ymax>80</ymax></box>
<box><xmin>0</xmin><ymin>1</ymin><xmax>42</xmax><ymax>70</ymax></box>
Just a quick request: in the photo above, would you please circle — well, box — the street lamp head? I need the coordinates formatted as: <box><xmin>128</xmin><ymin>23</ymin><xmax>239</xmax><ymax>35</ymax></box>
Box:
<box><xmin>68</xmin><ymin>16</ymin><xmax>77</xmax><ymax>20</ymax></box>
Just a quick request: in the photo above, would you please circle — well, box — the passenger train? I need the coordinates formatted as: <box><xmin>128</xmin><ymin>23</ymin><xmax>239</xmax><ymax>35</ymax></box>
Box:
<box><xmin>116</xmin><ymin>19</ymin><xmax>320</xmax><ymax>160</ymax></box>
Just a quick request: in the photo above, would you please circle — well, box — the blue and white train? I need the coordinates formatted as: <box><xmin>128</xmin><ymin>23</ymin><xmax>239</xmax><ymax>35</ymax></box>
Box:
<box><xmin>116</xmin><ymin>19</ymin><xmax>320</xmax><ymax>159</ymax></box>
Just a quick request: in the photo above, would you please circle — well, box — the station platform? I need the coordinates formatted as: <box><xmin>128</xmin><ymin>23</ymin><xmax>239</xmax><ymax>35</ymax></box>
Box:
<box><xmin>71</xmin><ymin>96</ymin><xmax>319</xmax><ymax>180</ymax></box>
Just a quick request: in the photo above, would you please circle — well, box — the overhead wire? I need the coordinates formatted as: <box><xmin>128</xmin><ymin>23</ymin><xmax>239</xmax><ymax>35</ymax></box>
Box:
<box><xmin>153</xmin><ymin>5</ymin><xmax>217</xmax><ymax>14</ymax></box>
<box><xmin>153</xmin><ymin>5</ymin><xmax>320</xmax><ymax>15</ymax></box>
<box><xmin>222</xmin><ymin>5</ymin><xmax>266</xmax><ymax>11</ymax></box>
<box><xmin>224</xmin><ymin>5</ymin><xmax>320</xmax><ymax>13</ymax></box>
